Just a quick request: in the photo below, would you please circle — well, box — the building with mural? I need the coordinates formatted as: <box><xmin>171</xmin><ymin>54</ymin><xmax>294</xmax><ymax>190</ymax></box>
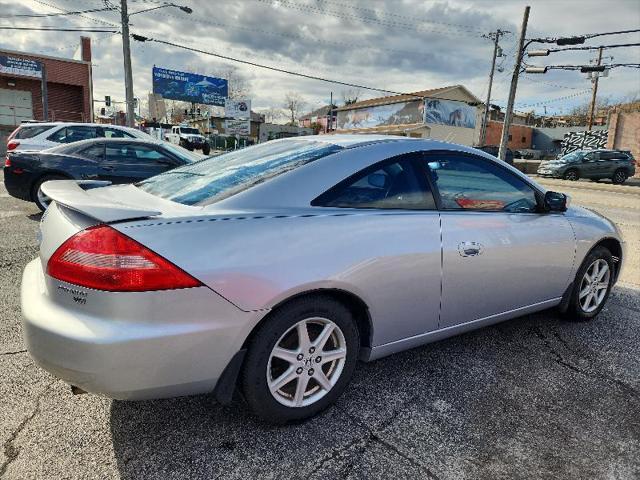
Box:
<box><xmin>334</xmin><ymin>85</ymin><xmax>482</xmax><ymax>146</ymax></box>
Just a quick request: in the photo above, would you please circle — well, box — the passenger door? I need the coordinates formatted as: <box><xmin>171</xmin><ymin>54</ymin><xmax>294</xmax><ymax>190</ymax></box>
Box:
<box><xmin>99</xmin><ymin>143</ymin><xmax>179</xmax><ymax>184</ymax></box>
<box><xmin>423</xmin><ymin>152</ymin><xmax>575</xmax><ymax>328</ymax></box>
<box><xmin>312</xmin><ymin>153</ymin><xmax>442</xmax><ymax>343</ymax></box>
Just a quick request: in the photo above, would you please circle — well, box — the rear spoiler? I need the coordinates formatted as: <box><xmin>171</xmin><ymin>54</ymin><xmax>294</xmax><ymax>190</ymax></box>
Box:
<box><xmin>40</xmin><ymin>180</ymin><xmax>161</xmax><ymax>223</ymax></box>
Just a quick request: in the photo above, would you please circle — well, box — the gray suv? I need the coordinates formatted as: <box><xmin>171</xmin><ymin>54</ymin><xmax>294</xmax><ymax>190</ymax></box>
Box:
<box><xmin>537</xmin><ymin>149</ymin><xmax>636</xmax><ymax>184</ymax></box>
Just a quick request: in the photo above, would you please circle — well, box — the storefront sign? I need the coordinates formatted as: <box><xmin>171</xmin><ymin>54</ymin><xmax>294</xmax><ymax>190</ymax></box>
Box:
<box><xmin>0</xmin><ymin>55</ymin><xmax>42</xmax><ymax>78</ymax></box>
<box><xmin>225</xmin><ymin>119</ymin><xmax>251</xmax><ymax>136</ymax></box>
<box><xmin>224</xmin><ymin>99</ymin><xmax>251</xmax><ymax>119</ymax></box>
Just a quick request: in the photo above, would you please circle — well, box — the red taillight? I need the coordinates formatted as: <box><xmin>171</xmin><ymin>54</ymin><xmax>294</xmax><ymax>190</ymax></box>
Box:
<box><xmin>4</xmin><ymin>157</ymin><xmax>10</xmax><ymax>167</ymax></box>
<box><xmin>7</xmin><ymin>140</ymin><xmax>19</xmax><ymax>151</ymax></box>
<box><xmin>47</xmin><ymin>225</ymin><xmax>202</xmax><ymax>292</ymax></box>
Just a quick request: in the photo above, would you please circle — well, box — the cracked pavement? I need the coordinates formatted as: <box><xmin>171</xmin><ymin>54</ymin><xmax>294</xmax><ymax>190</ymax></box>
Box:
<box><xmin>1</xmin><ymin>172</ymin><xmax>639</xmax><ymax>479</ymax></box>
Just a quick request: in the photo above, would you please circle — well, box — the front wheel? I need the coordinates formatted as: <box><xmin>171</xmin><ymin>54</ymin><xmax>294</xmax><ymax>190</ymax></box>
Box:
<box><xmin>564</xmin><ymin>246</ymin><xmax>614</xmax><ymax>321</ymax></box>
<box><xmin>241</xmin><ymin>296</ymin><xmax>359</xmax><ymax>423</ymax></box>
<box><xmin>612</xmin><ymin>169</ymin><xmax>627</xmax><ymax>185</ymax></box>
<box><xmin>563</xmin><ymin>169</ymin><xmax>579</xmax><ymax>181</ymax></box>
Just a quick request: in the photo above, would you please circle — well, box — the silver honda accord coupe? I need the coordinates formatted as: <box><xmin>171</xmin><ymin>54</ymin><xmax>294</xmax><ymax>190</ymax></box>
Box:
<box><xmin>22</xmin><ymin>135</ymin><xmax>624</xmax><ymax>423</ymax></box>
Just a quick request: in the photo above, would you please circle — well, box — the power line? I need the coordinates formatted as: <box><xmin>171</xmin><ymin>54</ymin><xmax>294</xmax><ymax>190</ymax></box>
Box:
<box><xmin>161</xmin><ymin>10</ymin><xmax>439</xmax><ymax>59</ymax></box>
<box><xmin>30</xmin><ymin>0</ymin><xmax>120</xmax><ymax>27</ymax></box>
<box><xmin>133</xmin><ymin>35</ymin><xmax>429</xmax><ymax>98</ymax></box>
<box><xmin>310</xmin><ymin>0</ymin><xmax>494</xmax><ymax>34</ymax></box>
<box><xmin>253</xmin><ymin>0</ymin><xmax>489</xmax><ymax>39</ymax></box>
<box><xmin>0</xmin><ymin>7</ymin><xmax>115</xmax><ymax>18</ymax></box>
<box><xmin>585</xmin><ymin>28</ymin><xmax>640</xmax><ymax>39</ymax></box>
<box><xmin>0</xmin><ymin>25</ymin><xmax>119</xmax><ymax>32</ymax></box>
<box><xmin>548</xmin><ymin>42</ymin><xmax>640</xmax><ymax>53</ymax></box>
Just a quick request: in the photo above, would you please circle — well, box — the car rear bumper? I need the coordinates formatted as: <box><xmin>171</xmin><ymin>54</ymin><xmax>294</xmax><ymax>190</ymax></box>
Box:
<box><xmin>21</xmin><ymin>258</ymin><xmax>261</xmax><ymax>400</ymax></box>
<box><xmin>3</xmin><ymin>168</ymin><xmax>35</xmax><ymax>201</ymax></box>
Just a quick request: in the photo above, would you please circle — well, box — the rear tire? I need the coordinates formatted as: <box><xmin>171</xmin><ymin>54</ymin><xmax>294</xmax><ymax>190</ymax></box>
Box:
<box><xmin>241</xmin><ymin>296</ymin><xmax>359</xmax><ymax>423</ymax></box>
<box><xmin>563</xmin><ymin>169</ymin><xmax>579</xmax><ymax>181</ymax></box>
<box><xmin>612</xmin><ymin>169</ymin><xmax>627</xmax><ymax>185</ymax></box>
<box><xmin>32</xmin><ymin>174</ymin><xmax>66</xmax><ymax>211</ymax></box>
<box><xmin>564</xmin><ymin>246</ymin><xmax>614</xmax><ymax>321</ymax></box>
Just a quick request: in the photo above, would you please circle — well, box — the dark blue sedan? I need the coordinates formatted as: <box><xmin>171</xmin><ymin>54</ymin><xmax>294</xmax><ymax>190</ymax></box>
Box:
<box><xmin>4</xmin><ymin>138</ymin><xmax>202</xmax><ymax>210</ymax></box>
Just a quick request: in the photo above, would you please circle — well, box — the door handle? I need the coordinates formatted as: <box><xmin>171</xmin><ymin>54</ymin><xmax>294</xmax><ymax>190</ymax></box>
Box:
<box><xmin>458</xmin><ymin>241</ymin><xmax>484</xmax><ymax>257</ymax></box>
<box><xmin>101</xmin><ymin>165</ymin><xmax>114</xmax><ymax>171</ymax></box>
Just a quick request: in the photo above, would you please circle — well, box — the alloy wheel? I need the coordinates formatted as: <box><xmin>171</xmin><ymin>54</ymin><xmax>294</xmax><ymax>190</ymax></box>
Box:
<box><xmin>613</xmin><ymin>171</ymin><xmax>626</xmax><ymax>184</ymax></box>
<box><xmin>267</xmin><ymin>317</ymin><xmax>347</xmax><ymax>408</ymax></box>
<box><xmin>578</xmin><ymin>259</ymin><xmax>610</xmax><ymax>313</ymax></box>
<box><xmin>564</xmin><ymin>170</ymin><xmax>578</xmax><ymax>181</ymax></box>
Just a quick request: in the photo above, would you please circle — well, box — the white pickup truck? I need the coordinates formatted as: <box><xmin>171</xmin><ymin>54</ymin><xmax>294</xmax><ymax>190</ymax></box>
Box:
<box><xmin>165</xmin><ymin>125</ymin><xmax>210</xmax><ymax>155</ymax></box>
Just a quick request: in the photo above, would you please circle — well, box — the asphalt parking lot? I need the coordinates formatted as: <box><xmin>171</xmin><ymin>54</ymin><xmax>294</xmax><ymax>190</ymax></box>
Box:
<box><xmin>1</xmin><ymin>173</ymin><xmax>639</xmax><ymax>480</ymax></box>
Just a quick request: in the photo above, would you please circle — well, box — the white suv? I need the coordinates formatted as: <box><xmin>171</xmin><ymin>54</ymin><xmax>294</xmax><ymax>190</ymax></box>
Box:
<box><xmin>6</xmin><ymin>122</ymin><xmax>151</xmax><ymax>152</ymax></box>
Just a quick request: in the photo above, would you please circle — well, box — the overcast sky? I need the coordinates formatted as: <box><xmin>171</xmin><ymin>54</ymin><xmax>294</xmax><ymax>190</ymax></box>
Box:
<box><xmin>2</xmin><ymin>0</ymin><xmax>639</xmax><ymax>117</ymax></box>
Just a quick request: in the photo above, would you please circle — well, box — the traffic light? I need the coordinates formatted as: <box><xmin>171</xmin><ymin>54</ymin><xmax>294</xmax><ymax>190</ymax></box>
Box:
<box><xmin>100</xmin><ymin>107</ymin><xmax>106</xmax><ymax>115</ymax></box>
<box><xmin>105</xmin><ymin>95</ymin><xmax>111</xmax><ymax>107</ymax></box>
<box><xmin>197</xmin><ymin>107</ymin><xmax>201</xmax><ymax>116</ymax></box>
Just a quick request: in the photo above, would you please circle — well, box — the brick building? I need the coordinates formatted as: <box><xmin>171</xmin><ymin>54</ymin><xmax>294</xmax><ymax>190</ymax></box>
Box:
<box><xmin>485</xmin><ymin>120</ymin><xmax>533</xmax><ymax>150</ymax></box>
<box><xmin>0</xmin><ymin>37</ymin><xmax>93</xmax><ymax>138</ymax></box>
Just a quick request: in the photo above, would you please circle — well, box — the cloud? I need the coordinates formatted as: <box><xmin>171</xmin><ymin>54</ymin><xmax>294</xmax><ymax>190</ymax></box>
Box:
<box><xmin>1</xmin><ymin>0</ymin><xmax>638</xmax><ymax>116</ymax></box>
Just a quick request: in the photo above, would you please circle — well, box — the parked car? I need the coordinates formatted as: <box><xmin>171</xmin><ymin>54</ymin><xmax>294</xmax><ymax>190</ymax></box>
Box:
<box><xmin>537</xmin><ymin>149</ymin><xmax>636</xmax><ymax>184</ymax></box>
<box><xmin>22</xmin><ymin>135</ymin><xmax>623</xmax><ymax>423</ymax></box>
<box><xmin>475</xmin><ymin>145</ymin><xmax>514</xmax><ymax>165</ymax></box>
<box><xmin>4</xmin><ymin>137</ymin><xmax>201</xmax><ymax>210</ymax></box>
<box><xmin>6</xmin><ymin>122</ymin><xmax>151</xmax><ymax>153</ymax></box>
<box><xmin>165</xmin><ymin>125</ymin><xmax>211</xmax><ymax>155</ymax></box>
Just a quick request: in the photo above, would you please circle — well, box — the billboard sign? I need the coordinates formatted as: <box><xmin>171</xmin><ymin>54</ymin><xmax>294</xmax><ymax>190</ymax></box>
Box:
<box><xmin>152</xmin><ymin>66</ymin><xmax>228</xmax><ymax>106</ymax></box>
<box><xmin>337</xmin><ymin>100</ymin><xmax>422</xmax><ymax>130</ymax></box>
<box><xmin>225</xmin><ymin>99</ymin><xmax>251</xmax><ymax>119</ymax></box>
<box><xmin>225</xmin><ymin>119</ymin><xmax>251</xmax><ymax>136</ymax></box>
<box><xmin>423</xmin><ymin>98</ymin><xmax>476</xmax><ymax>129</ymax></box>
<box><xmin>0</xmin><ymin>55</ymin><xmax>42</xmax><ymax>78</ymax></box>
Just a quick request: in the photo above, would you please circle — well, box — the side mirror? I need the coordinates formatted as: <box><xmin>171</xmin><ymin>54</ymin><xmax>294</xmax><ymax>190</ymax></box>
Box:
<box><xmin>544</xmin><ymin>191</ymin><xmax>568</xmax><ymax>212</ymax></box>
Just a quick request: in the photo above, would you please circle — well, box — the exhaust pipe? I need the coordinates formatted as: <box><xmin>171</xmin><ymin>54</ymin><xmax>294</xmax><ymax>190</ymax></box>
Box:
<box><xmin>70</xmin><ymin>385</ymin><xmax>87</xmax><ymax>395</ymax></box>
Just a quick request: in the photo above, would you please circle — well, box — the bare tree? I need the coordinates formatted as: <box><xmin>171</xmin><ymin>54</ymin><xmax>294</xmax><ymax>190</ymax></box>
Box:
<box><xmin>283</xmin><ymin>92</ymin><xmax>306</xmax><ymax>125</ymax></box>
<box><xmin>341</xmin><ymin>88</ymin><xmax>361</xmax><ymax>105</ymax></box>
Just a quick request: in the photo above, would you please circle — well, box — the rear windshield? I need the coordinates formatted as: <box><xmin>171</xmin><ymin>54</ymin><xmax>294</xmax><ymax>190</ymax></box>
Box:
<box><xmin>136</xmin><ymin>139</ymin><xmax>342</xmax><ymax>206</ymax></box>
<box><xmin>13</xmin><ymin>125</ymin><xmax>51</xmax><ymax>139</ymax></box>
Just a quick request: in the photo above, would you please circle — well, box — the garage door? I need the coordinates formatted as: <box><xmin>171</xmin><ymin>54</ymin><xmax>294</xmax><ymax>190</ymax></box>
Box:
<box><xmin>0</xmin><ymin>88</ymin><xmax>33</xmax><ymax>126</ymax></box>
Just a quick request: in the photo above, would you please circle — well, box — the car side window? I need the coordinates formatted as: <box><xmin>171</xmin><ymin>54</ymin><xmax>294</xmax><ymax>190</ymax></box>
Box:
<box><xmin>78</xmin><ymin>144</ymin><xmax>105</xmax><ymax>161</ymax></box>
<box><xmin>103</xmin><ymin>128</ymin><xmax>134</xmax><ymax>139</ymax></box>
<box><xmin>48</xmin><ymin>126</ymin><xmax>97</xmax><ymax>144</ymax></box>
<box><xmin>105</xmin><ymin>144</ymin><xmax>173</xmax><ymax>164</ymax></box>
<box><xmin>426</xmin><ymin>155</ymin><xmax>538</xmax><ymax>213</ymax></box>
<box><xmin>312</xmin><ymin>156</ymin><xmax>435</xmax><ymax>210</ymax></box>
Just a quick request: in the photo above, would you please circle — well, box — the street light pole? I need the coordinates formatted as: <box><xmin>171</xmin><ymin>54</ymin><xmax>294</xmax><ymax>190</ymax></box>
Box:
<box><xmin>498</xmin><ymin>5</ymin><xmax>530</xmax><ymax>161</ymax></box>
<box><xmin>479</xmin><ymin>29</ymin><xmax>505</xmax><ymax>146</ymax></box>
<box><xmin>120</xmin><ymin>0</ymin><xmax>135</xmax><ymax>127</ymax></box>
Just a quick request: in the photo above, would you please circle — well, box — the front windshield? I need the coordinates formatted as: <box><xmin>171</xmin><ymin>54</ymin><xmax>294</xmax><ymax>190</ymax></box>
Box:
<box><xmin>163</xmin><ymin>142</ymin><xmax>202</xmax><ymax>163</ymax></box>
<box><xmin>180</xmin><ymin>127</ymin><xmax>200</xmax><ymax>135</ymax></box>
<box><xmin>137</xmin><ymin>139</ymin><xmax>342</xmax><ymax>206</ymax></box>
<box><xmin>559</xmin><ymin>151</ymin><xmax>582</xmax><ymax>163</ymax></box>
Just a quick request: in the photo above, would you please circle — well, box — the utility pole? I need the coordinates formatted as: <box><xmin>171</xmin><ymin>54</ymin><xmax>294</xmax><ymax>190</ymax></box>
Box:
<box><xmin>498</xmin><ymin>6</ymin><xmax>530</xmax><ymax>161</ymax></box>
<box><xmin>587</xmin><ymin>47</ymin><xmax>603</xmax><ymax>130</ymax></box>
<box><xmin>120</xmin><ymin>0</ymin><xmax>135</xmax><ymax>127</ymax></box>
<box><xmin>40</xmin><ymin>63</ymin><xmax>48</xmax><ymax>121</ymax></box>
<box><xmin>479</xmin><ymin>29</ymin><xmax>506</xmax><ymax>146</ymax></box>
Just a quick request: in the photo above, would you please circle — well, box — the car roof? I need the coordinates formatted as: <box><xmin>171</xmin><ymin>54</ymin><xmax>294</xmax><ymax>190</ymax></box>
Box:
<box><xmin>49</xmin><ymin>137</ymin><xmax>165</xmax><ymax>150</ymax></box>
<box><xmin>17</xmin><ymin>122</ymin><xmax>138</xmax><ymax>130</ymax></box>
